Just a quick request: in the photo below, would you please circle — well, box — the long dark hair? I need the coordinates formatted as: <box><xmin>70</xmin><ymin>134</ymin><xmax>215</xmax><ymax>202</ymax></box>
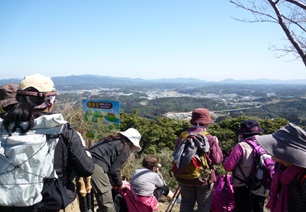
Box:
<box><xmin>2</xmin><ymin>87</ymin><xmax>46</xmax><ymax>135</ymax></box>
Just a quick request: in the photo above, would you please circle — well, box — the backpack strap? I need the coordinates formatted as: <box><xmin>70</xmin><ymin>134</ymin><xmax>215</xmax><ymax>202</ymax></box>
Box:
<box><xmin>235</xmin><ymin>163</ymin><xmax>258</xmax><ymax>186</ymax></box>
<box><xmin>297</xmin><ymin>169</ymin><xmax>306</xmax><ymax>186</ymax></box>
<box><xmin>46</xmin><ymin>134</ymin><xmax>61</xmax><ymax>140</ymax></box>
<box><xmin>243</xmin><ymin>139</ymin><xmax>257</xmax><ymax>149</ymax></box>
<box><xmin>234</xmin><ymin>163</ymin><xmax>248</xmax><ymax>184</ymax></box>
<box><xmin>234</xmin><ymin>141</ymin><xmax>256</xmax><ymax>185</ymax></box>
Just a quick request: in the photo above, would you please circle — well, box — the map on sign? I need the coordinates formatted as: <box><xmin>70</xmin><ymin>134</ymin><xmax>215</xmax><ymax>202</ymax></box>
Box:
<box><xmin>82</xmin><ymin>99</ymin><xmax>120</xmax><ymax>142</ymax></box>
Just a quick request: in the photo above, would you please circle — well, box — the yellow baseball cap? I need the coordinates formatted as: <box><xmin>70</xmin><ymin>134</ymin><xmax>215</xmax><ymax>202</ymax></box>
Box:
<box><xmin>19</xmin><ymin>74</ymin><xmax>56</xmax><ymax>92</ymax></box>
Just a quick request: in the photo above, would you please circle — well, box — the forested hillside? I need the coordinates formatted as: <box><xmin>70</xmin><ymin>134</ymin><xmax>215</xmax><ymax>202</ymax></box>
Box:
<box><xmin>57</xmin><ymin>91</ymin><xmax>306</xmax><ymax>125</ymax></box>
<box><xmin>59</xmin><ymin>104</ymin><xmax>289</xmax><ymax>189</ymax></box>
<box><xmin>52</xmin><ymin>78</ymin><xmax>306</xmax><ymax>190</ymax></box>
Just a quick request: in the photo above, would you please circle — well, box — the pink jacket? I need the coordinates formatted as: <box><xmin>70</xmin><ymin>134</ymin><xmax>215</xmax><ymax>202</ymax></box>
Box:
<box><xmin>223</xmin><ymin>141</ymin><xmax>253</xmax><ymax>187</ymax></box>
<box><xmin>120</xmin><ymin>181</ymin><xmax>158</xmax><ymax>212</ymax></box>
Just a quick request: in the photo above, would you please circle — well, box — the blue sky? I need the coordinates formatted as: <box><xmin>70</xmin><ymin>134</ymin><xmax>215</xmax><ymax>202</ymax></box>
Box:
<box><xmin>0</xmin><ymin>0</ymin><xmax>305</xmax><ymax>81</ymax></box>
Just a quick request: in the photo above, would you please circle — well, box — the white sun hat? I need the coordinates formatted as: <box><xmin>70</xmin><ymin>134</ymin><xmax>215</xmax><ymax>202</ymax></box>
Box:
<box><xmin>119</xmin><ymin>128</ymin><xmax>142</xmax><ymax>152</ymax></box>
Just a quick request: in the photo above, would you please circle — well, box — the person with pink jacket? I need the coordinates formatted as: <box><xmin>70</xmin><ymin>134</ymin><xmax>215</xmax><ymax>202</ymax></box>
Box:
<box><xmin>223</xmin><ymin>120</ymin><xmax>266</xmax><ymax>212</ymax></box>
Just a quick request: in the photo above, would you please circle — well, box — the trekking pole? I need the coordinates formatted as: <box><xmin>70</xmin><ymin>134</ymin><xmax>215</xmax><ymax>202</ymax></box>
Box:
<box><xmin>82</xmin><ymin>140</ymin><xmax>94</xmax><ymax>212</ymax></box>
<box><xmin>85</xmin><ymin>176</ymin><xmax>94</xmax><ymax>212</ymax></box>
<box><xmin>77</xmin><ymin>177</ymin><xmax>90</xmax><ymax>212</ymax></box>
<box><xmin>165</xmin><ymin>185</ymin><xmax>181</xmax><ymax>212</ymax></box>
<box><xmin>224</xmin><ymin>174</ymin><xmax>229</xmax><ymax>212</ymax></box>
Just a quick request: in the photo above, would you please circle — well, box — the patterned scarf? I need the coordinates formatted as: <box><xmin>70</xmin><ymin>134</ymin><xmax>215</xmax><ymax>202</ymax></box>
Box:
<box><xmin>34</xmin><ymin>96</ymin><xmax>56</xmax><ymax>110</ymax></box>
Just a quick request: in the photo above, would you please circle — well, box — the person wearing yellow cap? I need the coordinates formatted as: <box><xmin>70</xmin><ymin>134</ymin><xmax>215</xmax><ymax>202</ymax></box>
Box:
<box><xmin>0</xmin><ymin>74</ymin><xmax>94</xmax><ymax>212</ymax></box>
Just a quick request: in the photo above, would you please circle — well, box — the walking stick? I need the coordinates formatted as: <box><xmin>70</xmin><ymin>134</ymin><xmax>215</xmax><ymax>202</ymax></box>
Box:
<box><xmin>224</xmin><ymin>174</ymin><xmax>229</xmax><ymax>212</ymax></box>
<box><xmin>77</xmin><ymin>177</ymin><xmax>93</xmax><ymax>212</ymax></box>
<box><xmin>77</xmin><ymin>177</ymin><xmax>88</xmax><ymax>212</ymax></box>
<box><xmin>85</xmin><ymin>176</ymin><xmax>94</xmax><ymax>212</ymax></box>
<box><xmin>78</xmin><ymin>140</ymin><xmax>94</xmax><ymax>212</ymax></box>
<box><xmin>165</xmin><ymin>185</ymin><xmax>181</xmax><ymax>212</ymax></box>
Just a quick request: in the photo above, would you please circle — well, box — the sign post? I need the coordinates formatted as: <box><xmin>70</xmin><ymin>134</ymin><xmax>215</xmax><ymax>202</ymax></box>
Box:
<box><xmin>82</xmin><ymin>99</ymin><xmax>120</xmax><ymax>143</ymax></box>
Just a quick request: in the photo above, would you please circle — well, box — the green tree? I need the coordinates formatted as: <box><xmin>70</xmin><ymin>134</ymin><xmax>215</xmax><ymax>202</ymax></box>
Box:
<box><xmin>59</xmin><ymin>105</ymin><xmax>292</xmax><ymax>190</ymax></box>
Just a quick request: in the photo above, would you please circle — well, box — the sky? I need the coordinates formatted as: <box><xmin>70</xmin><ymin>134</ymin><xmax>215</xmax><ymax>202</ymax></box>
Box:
<box><xmin>0</xmin><ymin>0</ymin><xmax>305</xmax><ymax>81</ymax></box>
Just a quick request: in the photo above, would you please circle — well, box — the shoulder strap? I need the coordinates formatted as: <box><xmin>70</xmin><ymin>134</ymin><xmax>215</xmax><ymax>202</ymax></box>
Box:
<box><xmin>243</xmin><ymin>139</ymin><xmax>257</xmax><ymax>149</ymax></box>
<box><xmin>62</xmin><ymin>140</ymin><xmax>66</xmax><ymax>185</ymax></box>
<box><xmin>297</xmin><ymin>169</ymin><xmax>306</xmax><ymax>185</ymax></box>
<box><xmin>235</xmin><ymin>163</ymin><xmax>260</xmax><ymax>188</ymax></box>
<box><xmin>234</xmin><ymin>141</ymin><xmax>256</xmax><ymax>185</ymax></box>
<box><xmin>235</xmin><ymin>164</ymin><xmax>248</xmax><ymax>184</ymax></box>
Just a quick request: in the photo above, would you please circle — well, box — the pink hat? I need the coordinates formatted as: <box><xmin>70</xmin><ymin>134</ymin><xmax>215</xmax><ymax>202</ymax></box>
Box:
<box><xmin>190</xmin><ymin>108</ymin><xmax>214</xmax><ymax>124</ymax></box>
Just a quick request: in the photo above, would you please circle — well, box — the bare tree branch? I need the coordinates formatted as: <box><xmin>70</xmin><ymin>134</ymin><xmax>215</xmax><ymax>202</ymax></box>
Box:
<box><xmin>268</xmin><ymin>0</ymin><xmax>306</xmax><ymax>65</ymax></box>
<box><xmin>282</xmin><ymin>15</ymin><xmax>306</xmax><ymax>33</ymax></box>
<box><xmin>286</xmin><ymin>0</ymin><xmax>306</xmax><ymax>10</ymax></box>
<box><xmin>230</xmin><ymin>0</ymin><xmax>306</xmax><ymax>67</ymax></box>
<box><xmin>230</xmin><ymin>0</ymin><xmax>278</xmax><ymax>22</ymax></box>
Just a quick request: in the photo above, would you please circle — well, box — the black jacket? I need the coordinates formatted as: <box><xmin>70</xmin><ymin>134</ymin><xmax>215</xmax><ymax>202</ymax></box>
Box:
<box><xmin>54</xmin><ymin>122</ymin><xmax>94</xmax><ymax>202</ymax></box>
<box><xmin>90</xmin><ymin>139</ymin><xmax>131</xmax><ymax>187</ymax></box>
<box><xmin>288</xmin><ymin>173</ymin><xmax>306</xmax><ymax>211</ymax></box>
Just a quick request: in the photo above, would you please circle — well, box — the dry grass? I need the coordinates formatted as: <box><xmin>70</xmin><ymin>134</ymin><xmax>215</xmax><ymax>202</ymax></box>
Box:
<box><xmin>156</xmin><ymin>198</ymin><xmax>180</xmax><ymax>212</ymax></box>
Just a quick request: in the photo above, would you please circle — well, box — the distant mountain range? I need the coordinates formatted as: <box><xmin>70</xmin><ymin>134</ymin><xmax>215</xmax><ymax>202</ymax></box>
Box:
<box><xmin>1</xmin><ymin>75</ymin><xmax>306</xmax><ymax>90</ymax></box>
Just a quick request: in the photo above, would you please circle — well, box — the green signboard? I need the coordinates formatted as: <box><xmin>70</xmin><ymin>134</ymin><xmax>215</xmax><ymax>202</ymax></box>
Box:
<box><xmin>82</xmin><ymin>99</ymin><xmax>120</xmax><ymax>143</ymax></box>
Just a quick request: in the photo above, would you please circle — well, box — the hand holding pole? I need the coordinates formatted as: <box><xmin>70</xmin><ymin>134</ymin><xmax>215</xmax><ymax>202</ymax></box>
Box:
<box><xmin>77</xmin><ymin>177</ymin><xmax>89</xmax><ymax>212</ymax></box>
<box><xmin>85</xmin><ymin>176</ymin><xmax>93</xmax><ymax>212</ymax></box>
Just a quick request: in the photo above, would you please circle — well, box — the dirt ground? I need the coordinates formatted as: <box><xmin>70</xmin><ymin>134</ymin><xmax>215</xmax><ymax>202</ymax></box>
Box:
<box><xmin>156</xmin><ymin>198</ymin><xmax>180</xmax><ymax>212</ymax></box>
<box><xmin>156</xmin><ymin>198</ymin><xmax>271</xmax><ymax>212</ymax></box>
<box><xmin>93</xmin><ymin>195</ymin><xmax>270</xmax><ymax>212</ymax></box>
